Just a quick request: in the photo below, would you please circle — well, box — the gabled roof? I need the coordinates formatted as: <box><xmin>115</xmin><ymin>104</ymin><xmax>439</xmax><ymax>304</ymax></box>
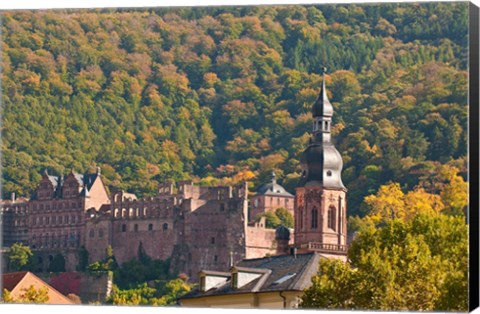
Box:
<box><xmin>32</xmin><ymin>170</ymin><xmax>101</xmax><ymax>199</ymax></box>
<box><xmin>2</xmin><ymin>271</ymin><xmax>74</xmax><ymax>305</ymax></box>
<box><xmin>181</xmin><ymin>252</ymin><xmax>323</xmax><ymax>299</ymax></box>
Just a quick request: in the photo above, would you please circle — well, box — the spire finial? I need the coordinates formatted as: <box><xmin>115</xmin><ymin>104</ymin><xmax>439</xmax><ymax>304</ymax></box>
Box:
<box><xmin>322</xmin><ymin>66</ymin><xmax>327</xmax><ymax>91</ymax></box>
<box><xmin>272</xmin><ymin>171</ymin><xmax>277</xmax><ymax>184</ymax></box>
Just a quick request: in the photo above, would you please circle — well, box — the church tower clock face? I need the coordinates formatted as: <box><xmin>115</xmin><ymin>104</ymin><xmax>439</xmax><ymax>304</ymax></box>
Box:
<box><xmin>294</xmin><ymin>69</ymin><xmax>348</xmax><ymax>256</ymax></box>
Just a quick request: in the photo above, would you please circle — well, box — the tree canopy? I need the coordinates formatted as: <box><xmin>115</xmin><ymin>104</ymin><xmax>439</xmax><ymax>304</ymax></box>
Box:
<box><xmin>7</xmin><ymin>243</ymin><xmax>33</xmax><ymax>271</ymax></box>
<box><xmin>301</xmin><ymin>213</ymin><xmax>468</xmax><ymax>311</ymax></box>
<box><xmin>1</xmin><ymin>3</ymin><xmax>468</xmax><ymax>216</ymax></box>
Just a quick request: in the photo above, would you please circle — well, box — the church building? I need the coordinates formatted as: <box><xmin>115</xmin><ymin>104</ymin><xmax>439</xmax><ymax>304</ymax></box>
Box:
<box><xmin>294</xmin><ymin>71</ymin><xmax>348</xmax><ymax>258</ymax></box>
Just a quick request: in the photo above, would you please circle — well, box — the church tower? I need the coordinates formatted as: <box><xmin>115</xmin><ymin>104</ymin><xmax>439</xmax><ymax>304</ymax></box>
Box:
<box><xmin>294</xmin><ymin>69</ymin><xmax>348</xmax><ymax>257</ymax></box>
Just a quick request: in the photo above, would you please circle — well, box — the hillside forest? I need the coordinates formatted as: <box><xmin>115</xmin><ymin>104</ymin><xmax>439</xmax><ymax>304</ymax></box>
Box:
<box><xmin>1</xmin><ymin>3</ymin><xmax>469</xmax><ymax>217</ymax></box>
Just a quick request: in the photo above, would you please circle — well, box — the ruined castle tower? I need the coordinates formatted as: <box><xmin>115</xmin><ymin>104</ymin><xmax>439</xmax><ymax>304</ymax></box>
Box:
<box><xmin>294</xmin><ymin>69</ymin><xmax>348</xmax><ymax>258</ymax></box>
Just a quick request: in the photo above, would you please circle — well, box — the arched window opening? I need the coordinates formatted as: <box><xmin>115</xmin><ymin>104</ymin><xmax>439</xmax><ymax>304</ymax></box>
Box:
<box><xmin>299</xmin><ymin>206</ymin><xmax>304</xmax><ymax>230</ymax></box>
<box><xmin>311</xmin><ymin>207</ymin><xmax>318</xmax><ymax>229</ymax></box>
<box><xmin>121</xmin><ymin>224</ymin><xmax>127</xmax><ymax>232</ymax></box>
<box><xmin>163</xmin><ymin>223</ymin><xmax>168</xmax><ymax>230</ymax></box>
<box><xmin>328</xmin><ymin>206</ymin><xmax>336</xmax><ymax>231</ymax></box>
<box><xmin>148</xmin><ymin>224</ymin><xmax>153</xmax><ymax>231</ymax></box>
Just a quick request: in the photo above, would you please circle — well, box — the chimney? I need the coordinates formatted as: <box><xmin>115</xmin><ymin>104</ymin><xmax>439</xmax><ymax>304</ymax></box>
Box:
<box><xmin>11</xmin><ymin>192</ymin><xmax>15</xmax><ymax>202</ymax></box>
<box><xmin>290</xmin><ymin>247</ymin><xmax>297</xmax><ymax>259</ymax></box>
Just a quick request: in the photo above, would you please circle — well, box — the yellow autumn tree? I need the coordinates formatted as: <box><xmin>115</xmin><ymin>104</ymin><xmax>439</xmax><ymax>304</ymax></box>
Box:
<box><xmin>364</xmin><ymin>183</ymin><xmax>444</xmax><ymax>222</ymax></box>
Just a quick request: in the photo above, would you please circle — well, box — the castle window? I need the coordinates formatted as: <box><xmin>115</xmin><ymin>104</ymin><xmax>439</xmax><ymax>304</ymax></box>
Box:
<box><xmin>211</xmin><ymin>237</ymin><xmax>215</xmax><ymax>245</ymax></box>
<box><xmin>163</xmin><ymin>223</ymin><xmax>168</xmax><ymax>230</ymax></box>
<box><xmin>89</xmin><ymin>229</ymin><xmax>95</xmax><ymax>238</ymax></box>
<box><xmin>220</xmin><ymin>203</ymin><xmax>225</xmax><ymax>211</ymax></box>
<box><xmin>122</xmin><ymin>224</ymin><xmax>127</xmax><ymax>232</ymax></box>
<box><xmin>327</xmin><ymin>170</ymin><xmax>332</xmax><ymax>177</ymax></box>
<box><xmin>134</xmin><ymin>224</ymin><xmax>139</xmax><ymax>232</ymax></box>
<box><xmin>325</xmin><ymin>121</ymin><xmax>329</xmax><ymax>131</ymax></box>
<box><xmin>148</xmin><ymin>224</ymin><xmax>153</xmax><ymax>231</ymax></box>
<box><xmin>328</xmin><ymin>206</ymin><xmax>336</xmax><ymax>231</ymax></box>
<box><xmin>214</xmin><ymin>255</ymin><xmax>218</xmax><ymax>263</ymax></box>
<box><xmin>311</xmin><ymin>207</ymin><xmax>318</xmax><ymax>229</ymax></box>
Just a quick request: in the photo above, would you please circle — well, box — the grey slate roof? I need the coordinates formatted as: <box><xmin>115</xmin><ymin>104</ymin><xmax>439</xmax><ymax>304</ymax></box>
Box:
<box><xmin>181</xmin><ymin>252</ymin><xmax>323</xmax><ymax>299</ymax></box>
<box><xmin>32</xmin><ymin>171</ymin><xmax>100</xmax><ymax>199</ymax></box>
<box><xmin>257</xmin><ymin>173</ymin><xmax>294</xmax><ymax>197</ymax></box>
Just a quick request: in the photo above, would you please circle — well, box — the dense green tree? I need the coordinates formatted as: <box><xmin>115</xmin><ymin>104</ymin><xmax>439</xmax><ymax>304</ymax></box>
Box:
<box><xmin>3</xmin><ymin>285</ymin><xmax>50</xmax><ymax>304</ymax></box>
<box><xmin>301</xmin><ymin>213</ymin><xmax>468</xmax><ymax>311</ymax></box>
<box><xmin>7</xmin><ymin>243</ymin><xmax>33</xmax><ymax>271</ymax></box>
<box><xmin>275</xmin><ymin>207</ymin><xmax>294</xmax><ymax>228</ymax></box>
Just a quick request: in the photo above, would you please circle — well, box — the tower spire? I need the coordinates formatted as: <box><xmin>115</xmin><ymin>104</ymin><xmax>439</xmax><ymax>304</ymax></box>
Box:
<box><xmin>311</xmin><ymin>68</ymin><xmax>333</xmax><ymax>143</ymax></box>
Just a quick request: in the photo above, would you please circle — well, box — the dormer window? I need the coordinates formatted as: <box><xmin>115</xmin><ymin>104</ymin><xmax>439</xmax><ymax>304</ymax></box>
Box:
<box><xmin>199</xmin><ymin>271</ymin><xmax>230</xmax><ymax>293</ymax></box>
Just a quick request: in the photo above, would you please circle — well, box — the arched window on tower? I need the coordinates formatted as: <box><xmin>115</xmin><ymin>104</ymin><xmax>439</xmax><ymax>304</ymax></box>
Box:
<box><xmin>328</xmin><ymin>206</ymin><xmax>336</xmax><ymax>231</ymax></box>
<box><xmin>311</xmin><ymin>207</ymin><xmax>318</xmax><ymax>229</ymax></box>
<box><xmin>299</xmin><ymin>206</ymin><xmax>303</xmax><ymax>230</ymax></box>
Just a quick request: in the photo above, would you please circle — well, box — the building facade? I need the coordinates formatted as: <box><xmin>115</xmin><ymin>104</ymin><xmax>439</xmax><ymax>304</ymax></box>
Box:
<box><xmin>3</xmin><ymin>173</ymin><xmax>290</xmax><ymax>277</ymax></box>
<box><xmin>85</xmin><ymin>181</ymin><xmax>290</xmax><ymax>278</ymax></box>
<box><xmin>249</xmin><ymin>172</ymin><xmax>295</xmax><ymax>222</ymax></box>
<box><xmin>27</xmin><ymin>168</ymin><xmax>110</xmax><ymax>271</ymax></box>
<box><xmin>1</xmin><ymin>195</ymin><xmax>29</xmax><ymax>247</ymax></box>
